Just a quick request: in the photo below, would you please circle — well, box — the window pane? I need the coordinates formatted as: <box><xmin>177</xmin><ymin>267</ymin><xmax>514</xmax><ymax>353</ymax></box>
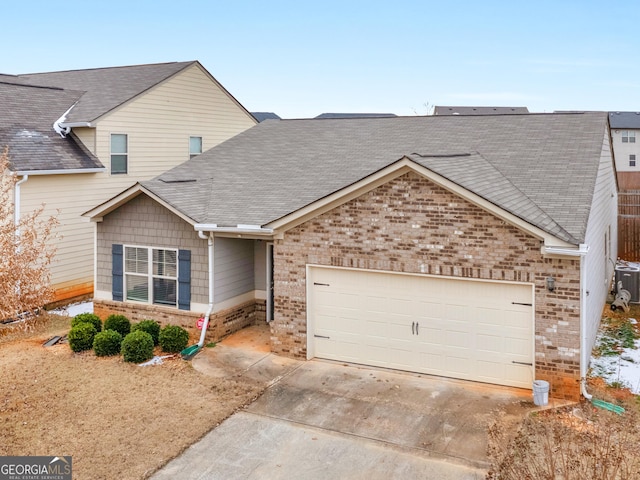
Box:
<box><xmin>111</xmin><ymin>154</ymin><xmax>128</xmax><ymax>174</ymax></box>
<box><xmin>189</xmin><ymin>136</ymin><xmax>202</xmax><ymax>155</ymax></box>
<box><xmin>126</xmin><ymin>275</ymin><xmax>148</xmax><ymax>302</ymax></box>
<box><xmin>153</xmin><ymin>278</ymin><xmax>177</xmax><ymax>306</ymax></box>
<box><xmin>153</xmin><ymin>249</ymin><xmax>177</xmax><ymax>277</ymax></box>
<box><xmin>111</xmin><ymin>134</ymin><xmax>127</xmax><ymax>154</ymax></box>
<box><xmin>125</xmin><ymin>247</ymin><xmax>148</xmax><ymax>274</ymax></box>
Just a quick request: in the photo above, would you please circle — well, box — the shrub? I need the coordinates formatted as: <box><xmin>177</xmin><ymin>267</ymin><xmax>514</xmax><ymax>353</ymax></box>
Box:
<box><xmin>121</xmin><ymin>331</ymin><xmax>154</xmax><ymax>363</ymax></box>
<box><xmin>104</xmin><ymin>314</ymin><xmax>131</xmax><ymax>337</ymax></box>
<box><xmin>93</xmin><ymin>329</ymin><xmax>123</xmax><ymax>357</ymax></box>
<box><xmin>68</xmin><ymin>322</ymin><xmax>97</xmax><ymax>352</ymax></box>
<box><xmin>71</xmin><ymin>313</ymin><xmax>102</xmax><ymax>332</ymax></box>
<box><xmin>159</xmin><ymin>325</ymin><xmax>189</xmax><ymax>353</ymax></box>
<box><xmin>131</xmin><ymin>319</ymin><xmax>161</xmax><ymax>345</ymax></box>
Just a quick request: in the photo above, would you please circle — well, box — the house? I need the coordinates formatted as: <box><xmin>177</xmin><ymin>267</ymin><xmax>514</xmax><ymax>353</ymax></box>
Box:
<box><xmin>1</xmin><ymin>61</ymin><xmax>256</xmax><ymax>303</ymax></box>
<box><xmin>434</xmin><ymin>106</ymin><xmax>529</xmax><ymax>115</ymax></box>
<box><xmin>314</xmin><ymin>113</ymin><xmax>398</xmax><ymax>119</ymax></box>
<box><xmin>609</xmin><ymin>112</ymin><xmax>640</xmax><ymax>190</ymax></box>
<box><xmin>84</xmin><ymin>112</ymin><xmax>616</xmax><ymax>401</ymax></box>
<box><xmin>252</xmin><ymin>112</ymin><xmax>281</xmax><ymax>122</ymax></box>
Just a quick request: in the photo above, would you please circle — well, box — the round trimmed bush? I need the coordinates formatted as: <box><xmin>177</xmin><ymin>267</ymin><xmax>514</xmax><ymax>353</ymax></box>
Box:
<box><xmin>68</xmin><ymin>322</ymin><xmax>97</xmax><ymax>352</ymax></box>
<box><xmin>93</xmin><ymin>329</ymin><xmax>123</xmax><ymax>357</ymax></box>
<box><xmin>71</xmin><ymin>313</ymin><xmax>102</xmax><ymax>332</ymax></box>
<box><xmin>104</xmin><ymin>314</ymin><xmax>131</xmax><ymax>337</ymax></box>
<box><xmin>131</xmin><ymin>319</ymin><xmax>161</xmax><ymax>345</ymax></box>
<box><xmin>159</xmin><ymin>325</ymin><xmax>189</xmax><ymax>353</ymax></box>
<box><xmin>121</xmin><ymin>330</ymin><xmax>154</xmax><ymax>363</ymax></box>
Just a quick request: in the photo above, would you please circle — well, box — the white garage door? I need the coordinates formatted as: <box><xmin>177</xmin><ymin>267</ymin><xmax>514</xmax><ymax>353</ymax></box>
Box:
<box><xmin>308</xmin><ymin>267</ymin><xmax>534</xmax><ymax>389</ymax></box>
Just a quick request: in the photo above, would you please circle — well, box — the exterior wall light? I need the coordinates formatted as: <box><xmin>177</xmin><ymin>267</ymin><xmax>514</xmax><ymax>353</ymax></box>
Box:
<box><xmin>546</xmin><ymin>276</ymin><xmax>556</xmax><ymax>292</ymax></box>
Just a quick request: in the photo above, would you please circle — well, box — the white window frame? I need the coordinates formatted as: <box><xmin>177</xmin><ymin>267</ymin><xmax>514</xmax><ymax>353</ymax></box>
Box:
<box><xmin>110</xmin><ymin>133</ymin><xmax>128</xmax><ymax>174</ymax></box>
<box><xmin>630</xmin><ymin>154</ymin><xmax>636</xmax><ymax>167</ymax></box>
<box><xmin>622</xmin><ymin>130</ymin><xmax>636</xmax><ymax>143</ymax></box>
<box><xmin>189</xmin><ymin>136</ymin><xmax>203</xmax><ymax>159</ymax></box>
<box><xmin>123</xmin><ymin>245</ymin><xmax>179</xmax><ymax>307</ymax></box>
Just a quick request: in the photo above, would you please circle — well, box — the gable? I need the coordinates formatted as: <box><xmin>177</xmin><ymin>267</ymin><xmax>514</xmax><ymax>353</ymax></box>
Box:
<box><xmin>286</xmin><ymin>171</ymin><xmax>543</xmax><ymax>272</ymax></box>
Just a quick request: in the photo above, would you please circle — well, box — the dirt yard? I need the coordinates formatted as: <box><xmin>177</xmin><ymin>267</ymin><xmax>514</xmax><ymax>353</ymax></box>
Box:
<box><xmin>0</xmin><ymin>314</ymin><xmax>265</xmax><ymax>480</ymax></box>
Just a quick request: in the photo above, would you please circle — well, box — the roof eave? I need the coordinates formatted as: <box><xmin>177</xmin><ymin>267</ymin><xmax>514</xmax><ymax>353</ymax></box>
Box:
<box><xmin>83</xmin><ymin>183</ymin><xmax>196</xmax><ymax>226</ymax></box>
<box><xmin>16</xmin><ymin>167</ymin><xmax>105</xmax><ymax>176</ymax></box>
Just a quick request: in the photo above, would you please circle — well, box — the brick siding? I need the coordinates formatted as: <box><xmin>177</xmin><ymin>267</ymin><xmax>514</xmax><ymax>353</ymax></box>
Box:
<box><xmin>272</xmin><ymin>172</ymin><xmax>582</xmax><ymax>400</ymax></box>
<box><xmin>94</xmin><ymin>299</ymin><xmax>265</xmax><ymax>343</ymax></box>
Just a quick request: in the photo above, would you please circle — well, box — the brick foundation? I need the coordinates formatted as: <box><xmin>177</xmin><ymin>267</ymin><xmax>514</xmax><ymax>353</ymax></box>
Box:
<box><xmin>94</xmin><ymin>299</ymin><xmax>265</xmax><ymax>344</ymax></box>
<box><xmin>271</xmin><ymin>171</ymin><xmax>582</xmax><ymax>400</ymax></box>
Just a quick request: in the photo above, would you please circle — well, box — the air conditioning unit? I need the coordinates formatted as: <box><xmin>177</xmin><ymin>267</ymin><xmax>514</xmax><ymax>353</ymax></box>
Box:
<box><xmin>615</xmin><ymin>265</ymin><xmax>640</xmax><ymax>303</ymax></box>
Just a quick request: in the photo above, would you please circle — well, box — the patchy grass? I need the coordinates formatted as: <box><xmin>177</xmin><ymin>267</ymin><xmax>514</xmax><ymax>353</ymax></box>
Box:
<box><xmin>488</xmin><ymin>395</ymin><xmax>640</xmax><ymax>480</ymax></box>
<box><xmin>0</xmin><ymin>313</ymin><xmax>265</xmax><ymax>480</ymax></box>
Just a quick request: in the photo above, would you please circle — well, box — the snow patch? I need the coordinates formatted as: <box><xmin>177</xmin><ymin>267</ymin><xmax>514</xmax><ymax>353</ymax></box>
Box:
<box><xmin>50</xmin><ymin>301</ymin><xmax>93</xmax><ymax>317</ymax></box>
<box><xmin>591</xmin><ymin>338</ymin><xmax>640</xmax><ymax>394</ymax></box>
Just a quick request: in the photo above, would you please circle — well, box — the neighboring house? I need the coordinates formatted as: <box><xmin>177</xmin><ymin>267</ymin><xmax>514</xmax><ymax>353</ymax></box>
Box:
<box><xmin>434</xmin><ymin>106</ymin><xmax>529</xmax><ymax>115</ymax></box>
<box><xmin>314</xmin><ymin>113</ymin><xmax>397</xmax><ymax>119</ymax></box>
<box><xmin>85</xmin><ymin>112</ymin><xmax>616</xmax><ymax>401</ymax></box>
<box><xmin>609</xmin><ymin>112</ymin><xmax>640</xmax><ymax>190</ymax></box>
<box><xmin>1</xmin><ymin>61</ymin><xmax>256</xmax><ymax>303</ymax></box>
<box><xmin>252</xmin><ymin>112</ymin><xmax>281</xmax><ymax>122</ymax></box>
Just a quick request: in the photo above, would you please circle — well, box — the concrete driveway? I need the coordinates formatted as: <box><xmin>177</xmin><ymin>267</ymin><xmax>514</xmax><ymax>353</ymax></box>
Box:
<box><xmin>152</xmin><ymin>325</ymin><xmax>541</xmax><ymax>479</ymax></box>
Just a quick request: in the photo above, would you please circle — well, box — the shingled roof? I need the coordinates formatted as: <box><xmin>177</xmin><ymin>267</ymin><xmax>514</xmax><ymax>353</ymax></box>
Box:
<box><xmin>16</xmin><ymin>61</ymin><xmax>195</xmax><ymax>124</ymax></box>
<box><xmin>0</xmin><ymin>81</ymin><xmax>102</xmax><ymax>172</ymax></box>
<box><xmin>138</xmin><ymin>112</ymin><xmax>608</xmax><ymax>245</ymax></box>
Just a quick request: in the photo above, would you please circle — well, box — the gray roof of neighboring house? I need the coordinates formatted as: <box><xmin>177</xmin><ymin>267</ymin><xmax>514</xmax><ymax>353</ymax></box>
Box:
<box><xmin>15</xmin><ymin>61</ymin><xmax>196</xmax><ymax>124</ymax></box>
<box><xmin>0</xmin><ymin>82</ymin><xmax>102</xmax><ymax>172</ymax></box>
<box><xmin>140</xmin><ymin>112</ymin><xmax>608</xmax><ymax>245</ymax></box>
<box><xmin>252</xmin><ymin>112</ymin><xmax>281</xmax><ymax>122</ymax></box>
<box><xmin>315</xmin><ymin>113</ymin><xmax>398</xmax><ymax>119</ymax></box>
<box><xmin>609</xmin><ymin>111</ymin><xmax>640</xmax><ymax>129</ymax></box>
<box><xmin>434</xmin><ymin>106</ymin><xmax>530</xmax><ymax>115</ymax></box>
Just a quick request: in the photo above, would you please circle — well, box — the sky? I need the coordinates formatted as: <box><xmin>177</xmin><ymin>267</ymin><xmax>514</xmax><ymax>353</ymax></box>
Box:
<box><xmin>3</xmin><ymin>0</ymin><xmax>639</xmax><ymax>118</ymax></box>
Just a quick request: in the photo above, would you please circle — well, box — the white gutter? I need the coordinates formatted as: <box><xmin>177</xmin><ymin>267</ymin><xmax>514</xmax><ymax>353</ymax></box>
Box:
<box><xmin>16</xmin><ymin>168</ymin><xmax>105</xmax><ymax>176</ymax></box>
<box><xmin>194</xmin><ymin>223</ymin><xmax>274</xmax><ymax>236</ymax></box>
<box><xmin>541</xmin><ymin>244</ymin><xmax>590</xmax><ymax>257</ymax></box>
<box><xmin>53</xmin><ymin>103</ymin><xmax>77</xmax><ymax>138</ymax></box>
<box><xmin>59</xmin><ymin>121</ymin><xmax>94</xmax><ymax>128</ymax></box>
<box><xmin>197</xmin><ymin>230</ymin><xmax>214</xmax><ymax>348</ymax></box>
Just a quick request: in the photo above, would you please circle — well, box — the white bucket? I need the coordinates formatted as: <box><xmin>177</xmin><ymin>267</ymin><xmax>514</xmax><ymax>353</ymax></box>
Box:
<box><xmin>532</xmin><ymin>380</ymin><xmax>549</xmax><ymax>406</ymax></box>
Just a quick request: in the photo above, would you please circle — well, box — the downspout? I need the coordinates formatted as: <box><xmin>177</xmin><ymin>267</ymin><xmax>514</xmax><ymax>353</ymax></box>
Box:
<box><xmin>14</xmin><ymin>175</ymin><xmax>28</xmax><ymax>230</ymax></box>
<box><xmin>580</xmin><ymin>252</ymin><xmax>593</xmax><ymax>400</ymax></box>
<box><xmin>197</xmin><ymin>230</ymin><xmax>214</xmax><ymax>348</ymax></box>
<box><xmin>544</xmin><ymin>242</ymin><xmax>592</xmax><ymax>399</ymax></box>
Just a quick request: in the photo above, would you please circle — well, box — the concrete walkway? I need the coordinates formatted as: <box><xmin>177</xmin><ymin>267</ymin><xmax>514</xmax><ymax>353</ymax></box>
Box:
<box><xmin>152</xmin><ymin>324</ymin><xmax>559</xmax><ymax>479</ymax></box>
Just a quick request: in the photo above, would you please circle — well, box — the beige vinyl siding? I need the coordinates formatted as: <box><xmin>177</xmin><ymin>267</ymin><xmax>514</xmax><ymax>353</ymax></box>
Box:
<box><xmin>19</xmin><ymin>63</ymin><xmax>256</xmax><ymax>300</ymax></box>
<box><xmin>583</xmin><ymin>130</ymin><xmax>618</xmax><ymax>353</ymax></box>
<box><xmin>73</xmin><ymin>127</ymin><xmax>96</xmax><ymax>154</ymax></box>
<box><xmin>19</xmin><ymin>174</ymin><xmax>102</xmax><ymax>295</ymax></box>
<box><xmin>93</xmin><ymin>63</ymin><xmax>256</xmax><ymax>178</ymax></box>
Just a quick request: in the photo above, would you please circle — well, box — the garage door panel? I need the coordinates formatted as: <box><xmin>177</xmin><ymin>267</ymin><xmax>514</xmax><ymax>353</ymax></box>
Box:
<box><xmin>309</xmin><ymin>267</ymin><xmax>533</xmax><ymax>389</ymax></box>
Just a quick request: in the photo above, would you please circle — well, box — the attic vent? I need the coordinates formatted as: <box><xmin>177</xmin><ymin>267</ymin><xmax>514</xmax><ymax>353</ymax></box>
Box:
<box><xmin>411</xmin><ymin>152</ymin><xmax>471</xmax><ymax>158</ymax></box>
<box><xmin>159</xmin><ymin>178</ymin><xmax>197</xmax><ymax>183</ymax></box>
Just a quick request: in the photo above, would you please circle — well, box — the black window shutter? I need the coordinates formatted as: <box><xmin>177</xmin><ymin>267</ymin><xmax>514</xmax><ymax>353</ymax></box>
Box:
<box><xmin>178</xmin><ymin>249</ymin><xmax>191</xmax><ymax>310</ymax></box>
<box><xmin>112</xmin><ymin>244</ymin><xmax>124</xmax><ymax>302</ymax></box>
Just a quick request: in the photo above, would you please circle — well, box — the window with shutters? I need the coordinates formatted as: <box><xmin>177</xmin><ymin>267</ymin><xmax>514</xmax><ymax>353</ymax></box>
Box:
<box><xmin>124</xmin><ymin>246</ymin><xmax>178</xmax><ymax>307</ymax></box>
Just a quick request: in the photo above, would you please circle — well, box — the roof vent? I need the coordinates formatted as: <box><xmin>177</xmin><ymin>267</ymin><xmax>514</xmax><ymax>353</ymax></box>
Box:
<box><xmin>159</xmin><ymin>178</ymin><xmax>196</xmax><ymax>183</ymax></box>
<box><xmin>411</xmin><ymin>152</ymin><xmax>471</xmax><ymax>158</ymax></box>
